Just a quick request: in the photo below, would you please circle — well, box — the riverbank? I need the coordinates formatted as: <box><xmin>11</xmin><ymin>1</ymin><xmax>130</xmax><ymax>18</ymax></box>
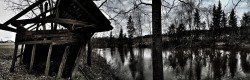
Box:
<box><xmin>0</xmin><ymin>44</ymin><xmax>119</xmax><ymax>80</ymax></box>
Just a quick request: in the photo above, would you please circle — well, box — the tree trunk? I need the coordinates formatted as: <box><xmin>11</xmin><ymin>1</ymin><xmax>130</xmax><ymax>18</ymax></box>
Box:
<box><xmin>152</xmin><ymin>0</ymin><xmax>163</xmax><ymax>80</ymax></box>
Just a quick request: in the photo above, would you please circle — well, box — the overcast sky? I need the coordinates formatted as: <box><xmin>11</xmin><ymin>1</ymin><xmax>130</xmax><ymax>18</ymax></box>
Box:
<box><xmin>0</xmin><ymin>0</ymin><xmax>250</xmax><ymax>41</ymax></box>
<box><xmin>0</xmin><ymin>1</ymin><xmax>16</xmax><ymax>41</ymax></box>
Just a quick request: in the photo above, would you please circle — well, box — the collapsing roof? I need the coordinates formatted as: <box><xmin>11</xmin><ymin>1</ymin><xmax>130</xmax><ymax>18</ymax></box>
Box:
<box><xmin>0</xmin><ymin>0</ymin><xmax>113</xmax><ymax>32</ymax></box>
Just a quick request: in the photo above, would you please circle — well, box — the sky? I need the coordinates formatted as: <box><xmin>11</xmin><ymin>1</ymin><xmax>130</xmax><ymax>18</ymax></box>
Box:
<box><xmin>0</xmin><ymin>1</ymin><xmax>16</xmax><ymax>41</ymax></box>
<box><xmin>0</xmin><ymin>0</ymin><xmax>250</xmax><ymax>41</ymax></box>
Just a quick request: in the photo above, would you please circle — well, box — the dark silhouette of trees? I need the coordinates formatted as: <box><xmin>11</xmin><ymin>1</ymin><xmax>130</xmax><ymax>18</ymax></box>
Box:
<box><xmin>241</xmin><ymin>13</ymin><xmax>250</xmax><ymax>28</ymax></box>
<box><xmin>169</xmin><ymin>24</ymin><xmax>176</xmax><ymax>36</ymax></box>
<box><xmin>240</xmin><ymin>13</ymin><xmax>250</xmax><ymax>38</ymax></box>
<box><xmin>194</xmin><ymin>9</ymin><xmax>201</xmax><ymax>41</ymax></box>
<box><xmin>109</xmin><ymin>31</ymin><xmax>115</xmax><ymax>48</ymax></box>
<box><xmin>229</xmin><ymin>9</ymin><xmax>237</xmax><ymax>35</ymax></box>
<box><xmin>220</xmin><ymin>11</ymin><xmax>227</xmax><ymax>39</ymax></box>
<box><xmin>176</xmin><ymin>23</ymin><xmax>185</xmax><ymax>39</ymax></box>
<box><xmin>194</xmin><ymin>9</ymin><xmax>201</xmax><ymax>30</ymax></box>
<box><xmin>212</xmin><ymin>1</ymin><xmax>223</xmax><ymax>40</ymax></box>
<box><xmin>127</xmin><ymin>16</ymin><xmax>136</xmax><ymax>47</ymax></box>
<box><xmin>221</xmin><ymin>11</ymin><xmax>227</xmax><ymax>29</ymax></box>
<box><xmin>118</xmin><ymin>28</ymin><xmax>124</xmax><ymax>48</ymax></box>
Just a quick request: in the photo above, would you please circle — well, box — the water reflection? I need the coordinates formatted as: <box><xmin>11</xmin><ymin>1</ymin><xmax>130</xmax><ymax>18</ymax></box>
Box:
<box><xmin>96</xmin><ymin>48</ymin><xmax>250</xmax><ymax>80</ymax></box>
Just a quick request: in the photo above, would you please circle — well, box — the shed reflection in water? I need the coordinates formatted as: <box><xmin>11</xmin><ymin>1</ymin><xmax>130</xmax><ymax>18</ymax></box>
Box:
<box><xmin>95</xmin><ymin>48</ymin><xmax>250</xmax><ymax>80</ymax></box>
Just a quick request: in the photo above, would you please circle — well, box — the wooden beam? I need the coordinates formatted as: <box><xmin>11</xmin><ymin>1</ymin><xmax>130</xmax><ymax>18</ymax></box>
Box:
<box><xmin>16</xmin><ymin>40</ymin><xmax>52</xmax><ymax>45</ymax></box>
<box><xmin>27</xmin><ymin>24</ymin><xmax>37</xmax><ymax>30</ymax></box>
<box><xmin>87</xmin><ymin>40</ymin><xmax>92</xmax><ymax>67</ymax></box>
<box><xmin>3</xmin><ymin>0</ymin><xmax>47</xmax><ymax>26</ymax></box>
<box><xmin>57</xmin><ymin>45</ymin><xmax>70</xmax><ymax>79</ymax></box>
<box><xmin>0</xmin><ymin>24</ymin><xmax>16</xmax><ymax>32</ymax></box>
<box><xmin>29</xmin><ymin>44</ymin><xmax>37</xmax><ymax>73</ymax></box>
<box><xmin>19</xmin><ymin>44</ymin><xmax>25</xmax><ymax>64</ymax></box>
<box><xmin>45</xmin><ymin>44</ymin><xmax>53</xmax><ymax>76</ymax></box>
<box><xmin>34</xmin><ymin>8</ymin><xmax>55</xmax><ymax>19</ymax></box>
<box><xmin>71</xmin><ymin>45</ymin><xmax>86</xmax><ymax>78</ymax></box>
<box><xmin>16</xmin><ymin>8</ymin><xmax>55</xmax><ymax>30</ymax></box>
<box><xmin>13</xmin><ymin>18</ymin><xmax>95</xmax><ymax>26</ymax></box>
<box><xmin>10</xmin><ymin>44</ymin><xmax>19</xmax><ymax>72</ymax></box>
<box><xmin>11</xmin><ymin>23</ymin><xmax>27</xmax><ymax>31</ymax></box>
<box><xmin>16</xmin><ymin>53</ymin><xmax>25</xmax><ymax>58</ymax></box>
<box><xmin>73</xmin><ymin>0</ymin><xmax>99</xmax><ymax>24</ymax></box>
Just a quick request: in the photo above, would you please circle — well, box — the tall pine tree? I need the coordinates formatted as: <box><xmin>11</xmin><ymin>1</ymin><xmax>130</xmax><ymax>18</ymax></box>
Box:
<box><xmin>241</xmin><ymin>13</ymin><xmax>250</xmax><ymax>28</ymax></box>
<box><xmin>229</xmin><ymin>9</ymin><xmax>237</xmax><ymax>34</ymax></box>
<box><xmin>118</xmin><ymin>28</ymin><xmax>124</xmax><ymax>47</ymax></box>
<box><xmin>169</xmin><ymin>24</ymin><xmax>175</xmax><ymax>35</ymax></box>
<box><xmin>212</xmin><ymin>1</ymin><xmax>223</xmax><ymax>40</ymax></box>
<box><xmin>194</xmin><ymin>9</ymin><xmax>201</xmax><ymax>30</ymax></box>
<box><xmin>217</xmin><ymin>1</ymin><xmax>222</xmax><ymax>29</ymax></box>
<box><xmin>212</xmin><ymin>4</ymin><xmax>217</xmax><ymax>40</ymax></box>
<box><xmin>241</xmin><ymin>13</ymin><xmax>250</xmax><ymax>37</ymax></box>
<box><xmin>221</xmin><ymin>11</ymin><xmax>227</xmax><ymax>28</ymax></box>
<box><xmin>127</xmin><ymin>15</ymin><xmax>135</xmax><ymax>47</ymax></box>
<box><xmin>220</xmin><ymin>11</ymin><xmax>227</xmax><ymax>39</ymax></box>
<box><xmin>127</xmin><ymin>16</ymin><xmax>135</xmax><ymax>39</ymax></box>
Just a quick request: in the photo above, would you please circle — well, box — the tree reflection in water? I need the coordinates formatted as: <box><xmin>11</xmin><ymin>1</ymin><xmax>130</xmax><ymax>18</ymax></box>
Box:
<box><xmin>241</xmin><ymin>52</ymin><xmax>250</xmax><ymax>73</ymax></box>
<box><xmin>229</xmin><ymin>50</ymin><xmax>237</xmax><ymax>78</ymax></box>
<box><xmin>96</xmin><ymin>48</ymin><xmax>250</xmax><ymax>80</ymax></box>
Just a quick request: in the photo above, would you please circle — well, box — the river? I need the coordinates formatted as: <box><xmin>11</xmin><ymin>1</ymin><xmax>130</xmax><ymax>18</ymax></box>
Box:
<box><xmin>94</xmin><ymin>47</ymin><xmax>250</xmax><ymax>80</ymax></box>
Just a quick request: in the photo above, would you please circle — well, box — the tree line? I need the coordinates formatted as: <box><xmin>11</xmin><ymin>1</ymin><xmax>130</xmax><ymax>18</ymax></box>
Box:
<box><xmin>166</xmin><ymin>1</ymin><xmax>250</xmax><ymax>47</ymax></box>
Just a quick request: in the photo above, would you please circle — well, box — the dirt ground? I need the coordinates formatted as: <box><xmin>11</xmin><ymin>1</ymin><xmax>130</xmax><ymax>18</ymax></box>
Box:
<box><xmin>0</xmin><ymin>44</ymin><xmax>118</xmax><ymax>80</ymax></box>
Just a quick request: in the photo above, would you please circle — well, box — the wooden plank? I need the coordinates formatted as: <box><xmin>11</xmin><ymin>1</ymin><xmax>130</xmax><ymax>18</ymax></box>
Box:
<box><xmin>18</xmin><ymin>8</ymin><xmax>55</xmax><ymax>30</ymax></box>
<box><xmin>29</xmin><ymin>44</ymin><xmax>37</xmax><ymax>73</ymax></box>
<box><xmin>16</xmin><ymin>33</ymin><xmax>69</xmax><ymax>40</ymax></box>
<box><xmin>16</xmin><ymin>40</ymin><xmax>52</xmax><ymax>44</ymax></box>
<box><xmin>3</xmin><ymin>0</ymin><xmax>47</xmax><ymax>26</ymax></box>
<box><xmin>40</xmin><ymin>2</ymin><xmax>46</xmax><ymax>30</ymax></box>
<box><xmin>10</xmin><ymin>44</ymin><xmax>19</xmax><ymax>72</ymax></box>
<box><xmin>71</xmin><ymin>45</ymin><xmax>86</xmax><ymax>78</ymax></box>
<box><xmin>27</xmin><ymin>24</ymin><xmax>37</xmax><ymax>30</ymax></box>
<box><xmin>10</xmin><ymin>23</ymin><xmax>27</xmax><ymax>31</ymax></box>
<box><xmin>19</xmin><ymin>44</ymin><xmax>25</xmax><ymax>64</ymax></box>
<box><xmin>17</xmin><ymin>30</ymin><xmax>69</xmax><ymax>35</ymax></box>
<box><xmin>87</xmin><ymin>41</ymin><xmax>92</xmax><ymax>66</ymax></box>
<box><xmin>45</xmin><ymin>44</ymin><xmax>53</xmax><ymax>76</ymax></box>
<box><xmin>0</xmin><ymin>24</ymin><xmax>16</xmax><ymax>32</ymax></box>
<box><xmin>57</xmin><ymin>45</ymin><xmax>70</xmax><ymax>79</ymax></box>
<box><xmin>73</xmin><ymin>0</ymin><xmax>99</xmax><ymax>24</ymax></box>
<box><xmin>16</xmin><ymin>40</ymin><xmax>85</xmax><ymax>45</ymax></box>
<box><xmin>36</xmin><ymin>23</ymin><xmax>39</xmax><ymax>31</ymax></box>
<box><xmin>16</xmin><ymin>53</ymin><xmax>25</xmax><ymax>58</ymax></box>
<box><xmin>13</xmin><ymin>18</ymin><xmax>94</xmax><ymax>26</ymax></box>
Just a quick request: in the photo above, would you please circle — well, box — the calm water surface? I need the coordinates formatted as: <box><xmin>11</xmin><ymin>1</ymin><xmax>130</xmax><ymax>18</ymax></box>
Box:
<box><xmin>94</xmin><ymin>48</ymin><xmax>250</xmax><ymax>80</ymax></box>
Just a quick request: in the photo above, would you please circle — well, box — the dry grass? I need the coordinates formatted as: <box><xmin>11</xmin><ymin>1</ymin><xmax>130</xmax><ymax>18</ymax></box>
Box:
<box><xmin>0</xmin><ymin>44</ymin><xmax>56</xmax><ymax>80</ymax></box>
<box><xmin>0</xmin><ymin>44</ymin><xmax>117</xmax><ymax>80</ymax></box>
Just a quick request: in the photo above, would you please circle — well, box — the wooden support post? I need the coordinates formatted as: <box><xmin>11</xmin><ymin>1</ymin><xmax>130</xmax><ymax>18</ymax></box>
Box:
<box><xmin>36</xmin><ymin>23</ymin><xmax>39</xmax><ymax>31</ymax></box>
<box><xmin>87</xmin><ymin>41</ymin><xmax>92</xmax><ymax>67</ymax></box>
<box><xmin>29</xmin><ymin>44</ymin><xmax>36</xmax><ymax>73</ymax></box>
<box><xmin>57</xmin><ymin>45</ymin><xmax>70</xmax><ymax>79</ymax></box>
<box><xmin>10</xmin><ymin>44</ymin><xmax>19</xmax><ymax>72</ymax></box>
<box><xmin>45</xmin><ymin>44</ymin><xmax>53</xmax><ymax>76</ymax></box>
<box><xmin>71</xmin><ymin>45</ymin><xmax>86</xmax><ymax>78</ymax></box>
<box><xmin>19</xmin><ymin>44</ymin><xmax>24</xmax><ymax>65</ymax></box>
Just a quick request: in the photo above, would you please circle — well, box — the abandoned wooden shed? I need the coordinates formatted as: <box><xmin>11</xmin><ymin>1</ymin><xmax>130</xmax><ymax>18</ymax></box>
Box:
<box><xmin>0</xmin><ymin>0</ymin><xmax>113</xmax><ymax>78</ymax></box>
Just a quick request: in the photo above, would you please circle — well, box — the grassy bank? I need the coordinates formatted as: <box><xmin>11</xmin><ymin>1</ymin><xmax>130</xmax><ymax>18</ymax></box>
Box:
<box><xmin>0</xmin><ymin>44</ymin><xmax>118</xmax><ymax>80</ymax></box>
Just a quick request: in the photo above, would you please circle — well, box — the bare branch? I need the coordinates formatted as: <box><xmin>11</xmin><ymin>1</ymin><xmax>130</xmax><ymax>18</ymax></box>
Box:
<box><xmin>98</xmin><ymin>0</ymin><xmax>107</xmax><ymax>8</ymax></box>
<box><xmin>138</xmin><ymin>0</ymin><xmax>152</xmax><ymax>6</ymax></box>
<box><xmin>232</xmin><ymin>0</ymin><xmax>242</xmax><ymax>10</ymax></box>
<box><xmin>178</xmin><ymin>0</ymin><xmax>197</xmax><ymax>10</ymax></box>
